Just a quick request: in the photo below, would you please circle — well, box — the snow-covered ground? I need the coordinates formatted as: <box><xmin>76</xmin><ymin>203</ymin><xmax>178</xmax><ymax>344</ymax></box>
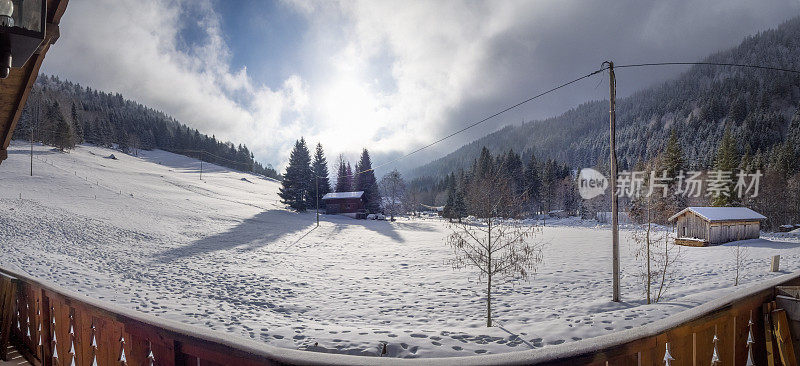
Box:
<box><xmin>1</xmin><ymin>141</ymin><xmax>799</xmax><ymax>358</ymax></box>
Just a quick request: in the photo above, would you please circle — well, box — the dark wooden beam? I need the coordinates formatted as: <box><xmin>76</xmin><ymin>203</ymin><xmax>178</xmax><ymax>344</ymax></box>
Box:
<box><xmin>0</xmin><ymin>0</ymin><xmax>68</xmax><ymax>166</ymax></box>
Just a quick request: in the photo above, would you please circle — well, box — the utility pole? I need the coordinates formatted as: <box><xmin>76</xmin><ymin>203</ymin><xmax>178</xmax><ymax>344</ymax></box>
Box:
<box><xmin>29</xmin><ymin>126</ymin><xmax>33</xmax><ymax>176</ymax></box>
<box><xmin>315</xmin><ymin>175</ymin><xmax>320</xmax><ymax>227</ymax></box>
<box><xmin>605</xmin><ymin>60</ymin><xmax>620</xmax><ymax>302</ymax></box>
<box><xmin>199</xmin><ymin>153</ymin><xmax>203</xmax><ymax>181</ymax></box>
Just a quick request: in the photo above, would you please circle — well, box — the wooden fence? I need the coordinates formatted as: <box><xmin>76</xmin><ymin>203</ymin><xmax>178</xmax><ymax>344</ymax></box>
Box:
<box><xmin>1</xmin><ymin>265</ymin><xmax>799</xmax><ymax>366</ymax></box>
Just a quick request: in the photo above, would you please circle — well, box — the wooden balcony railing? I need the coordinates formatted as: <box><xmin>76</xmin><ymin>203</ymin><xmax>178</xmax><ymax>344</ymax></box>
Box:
<box><xmin>1</xmin><ymin>265</ymin><xmax>799</xmax><ymax>366</ymax></box>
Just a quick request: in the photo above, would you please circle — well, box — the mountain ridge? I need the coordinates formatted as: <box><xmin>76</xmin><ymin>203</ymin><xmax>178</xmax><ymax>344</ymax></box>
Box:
<box><xmin>409</xmin><ymin>15</ymin><xmax>800</xmax><ymax>179</ymax></box>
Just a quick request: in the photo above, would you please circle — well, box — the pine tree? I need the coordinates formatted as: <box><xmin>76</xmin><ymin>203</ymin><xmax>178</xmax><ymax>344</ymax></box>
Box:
<box><xmin>739</xmin><ymin>145</ymin><xmax>753</xmax><ymax>172</ymax></box>
<box><xmin>712</xmin><ymin>127</ymin><xmax>739</xmax><ymax>207</ymax></box>
<box><xmin>279</xmin><ymin>138</ymin><xmax>313</xmax><ymax>211</ymax></box>
<box><xmin>54</xmin><ymin>112</ymin><xmax>75</xmax><ymax>151</ymax></box>
<box><xmin>502</xmin><ymin>149</ymin><xmax>524</xmax><ymax>194</ymax></box>
<box><xmin>311</xmin><ymin>143</ymin><xmax>331</xmax><ymax>209</ymax></box>
<box><xmin>443</xmin><ymin>173</ymin><xmax>457</xmax><ymax>221</ymax></box>
<box><xmin>70</xmin><ymin>102</ymin><xmax>84</xmax><ymax>143</ymax></box>
<box><xmin>46</xmin><ymin>101</ymin><xmax>75</xmax><ymax>151</ymax></box>
<box><xmin>661</xmin><ymin>129</ymin><xmax>683</xmax><ymax>179</ymax></box>
<box><xmin>335</xmin><ymin>155</ymin><xmax>351</xmax><ymax>192</ymax></box>
<box><xmin>352</xmin><ymin>161</ymin><xmax>359</xmax><ymax>192</ymax></box>
<box><xmin>346</xmin><ymin>162</ymin><xmax>355</xmax><ymax>191</ymax></box>
<box><xmin>789</xmin><ymin>112</ymin><xmax>800</xmax><ymax>162</ymax></box>
<box><xmin>523</xmin><ymin>153</ymin><xmax>541</xmax><ymax>213</ymax></box>
<box><xmin>454</xmin><ymin>190</ymin><xmax>466</xmax><ymax>219</ymax></box>
<box><xmin>474</xmin><ymin>147</ymin><xmax>495</xmax><ymax>180</ymax></box>
<box><xmin>769</xmin><ymin>142</ymin><xmax>796</xmax><ymax>176</ymax></box>
<box><xmin>651</xmin><ymin>129</ymin><xmax>687</xmax><ymax>220</ymax></box>
<box><xmin>355</xmin><ymin>148</ymin><xmax>381</xmax><ymax>212</ymax></box>
<box><xmin>453</xmin><ymin>170</ymin><xmax>467</xmax><ymax>221</ymax></box>
<box><xmin>540</xmin><ymin>159</ymin><xmax>560</xmax><ymax>212</ymax></box>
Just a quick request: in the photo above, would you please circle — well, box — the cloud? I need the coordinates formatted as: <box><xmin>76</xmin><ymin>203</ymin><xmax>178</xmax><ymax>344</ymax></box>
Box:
<box><xmin>282</xmin><ymin>0</ymin><xmax>800</xmax><ymax>172</ymax></box>
<box><xmin>43</xmin><ymin>0</ymin><xmax>308</xmax><ymax>169</ymax></box>
<box><xmin>42</xmin><ymin>0</ymin><xmax>800</xmax><ymax>173</ymax></box>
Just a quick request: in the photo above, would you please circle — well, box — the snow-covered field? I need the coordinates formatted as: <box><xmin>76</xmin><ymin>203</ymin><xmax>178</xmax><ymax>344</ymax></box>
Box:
<box><xmin>1</xmin><ymin>141</ymin><xmax>799</xmax><ymax>358</ymax></box>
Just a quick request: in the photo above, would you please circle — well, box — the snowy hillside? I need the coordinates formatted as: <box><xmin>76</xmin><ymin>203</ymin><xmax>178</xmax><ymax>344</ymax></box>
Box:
<box><xmin>1</xmin><ymin>141</ymin><xmax>799</xmax><ymax>358</ymax></box>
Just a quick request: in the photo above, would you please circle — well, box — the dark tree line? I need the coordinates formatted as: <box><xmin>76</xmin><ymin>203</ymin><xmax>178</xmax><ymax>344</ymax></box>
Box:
<box><xmin>11</xmin><ymin>75</ymin><xmax>279</xmax><ymax>179</ymax></box>
<box><xmin>625</xmin><ymin>123</ymin><xmax>800</xmax><ymax>230</ymax></box>
<box><xmin>433</xmin><ymin>117</ymin><xmax>799</xmax><ymax>229</ymax></box>
<box><xmin>439</xmin><ymin>147</ymin><xmax>575</xmax><ymax>221</ymax></box>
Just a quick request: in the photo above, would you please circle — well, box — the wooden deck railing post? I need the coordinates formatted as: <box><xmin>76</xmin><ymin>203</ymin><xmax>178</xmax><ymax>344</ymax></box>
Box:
<box><xmin>174</xmin><ymin>340</ymin><xmax>190</xmax><ymax>366</ymax></box>
<box><xmin>40</xmin><ymin>293</ymin><xmax>52</xmax><ymax>366</ymax></box>
<box><xmin>0</xmin><ymin>273</ymin><xmax>18</xmax><ymax>361</ymax></box>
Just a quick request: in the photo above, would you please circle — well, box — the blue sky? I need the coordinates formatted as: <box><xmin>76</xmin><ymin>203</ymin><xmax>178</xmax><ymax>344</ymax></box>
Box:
<box><xmin>210</xmin><ymin>0</ymin><xmax>307</xmax><ymax>89</ymax></box>
<box><xmin>41</xmin><ymin>0</ymin><xmax>800</xmax><ymax>172</ymax></box>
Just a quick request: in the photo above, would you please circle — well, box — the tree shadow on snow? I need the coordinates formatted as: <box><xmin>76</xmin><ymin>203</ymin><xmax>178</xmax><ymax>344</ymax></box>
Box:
<box><xmin>720</xmin><ymin>238</ymin><xmax>800</xmax><ymax>249</ymax></box>
<box><xmin>392</xmin><ymin>220</ymin><xmax>439</xmax><ymax>233</ymax></box>
<box><xmin>361</xmin><ymin>220</ymin><xmax>405</xmax><ymax>243</ymax></box>
<box><xmin>7</xmin><ymin>147</ymin><xmax>59</xmax><ymax>156</ymax></box>
<box><xmin>361</xmin><ymin>219</ymin><xmax>441</xmax><ymax>243</ymax></box>
<box><xmin>322</xmin><ymin>215</ymin><xmax>439</xmax><ymax>243</ymax></box>
<box><xmin>137</xmin><ymin>150</ymin><xmax>229</xmax><ymax>174</ymax></box>
<box><xmin>153</xmin><ymin>209</ymin><xmax>314</xmax><ymax>263</ymax></box>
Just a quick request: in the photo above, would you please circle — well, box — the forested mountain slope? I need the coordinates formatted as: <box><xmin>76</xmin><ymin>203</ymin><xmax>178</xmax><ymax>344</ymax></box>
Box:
<box><xmin>11</xmin><ymin>75</ymin><xmax>279</xmax><ymax>178</ymax></box>
<box><xmin>411</xmin><ymin>16</ymin><xmax>800</xmax><ymax>179</ymax></box>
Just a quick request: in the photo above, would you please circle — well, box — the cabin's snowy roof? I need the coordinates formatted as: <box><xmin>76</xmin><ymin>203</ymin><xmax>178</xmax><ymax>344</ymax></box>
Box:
<box><xmin>668</xmin><ymin>207</ymin><xmax>766</xmax><ymax>222</ymax></box>
<box><xmin>322</xmin><ymin>191</ymin><xmax>364</xmax><ymax>200</ymax></box>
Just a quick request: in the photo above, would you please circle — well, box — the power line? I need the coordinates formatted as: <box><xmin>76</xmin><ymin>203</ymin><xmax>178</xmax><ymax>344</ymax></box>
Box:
<box><xmin>359</xmin><ymin>60</ymin><xmax>800</xmax><ymax>177</ymax></box>
<box><xmin>355</xmin><ymin>67</ymin><xmax>608</xmax><ymax>176</ymax></box>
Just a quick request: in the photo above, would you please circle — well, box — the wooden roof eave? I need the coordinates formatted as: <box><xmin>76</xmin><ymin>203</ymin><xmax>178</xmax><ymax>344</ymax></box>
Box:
<box><xmin>0</xmin><ymin>0</ymin><xmax>68</xmax><ymax>165</ymax></box>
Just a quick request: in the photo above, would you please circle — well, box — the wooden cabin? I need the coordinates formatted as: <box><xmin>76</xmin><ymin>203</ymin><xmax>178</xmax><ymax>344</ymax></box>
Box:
<box><xmin>321</xmin><ymin>191</ymin><xmax>365</xmax><ymax>216</ymax></box>
<box><xmin>668</xmin><ymin>207</ymin><xmax>766</xmax><ymax>246</ymax></box>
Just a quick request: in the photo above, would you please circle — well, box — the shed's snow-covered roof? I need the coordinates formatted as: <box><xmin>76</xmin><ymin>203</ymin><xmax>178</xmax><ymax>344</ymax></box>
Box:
<box><xmin>668</xmin><ymin>207</ymin><xmax>766</xmax><ymax>222</ymax></box>
<box><xmin>322</xmin><ymin>191</ymin><xmax>364</xmax><ymax>200</ymax></box>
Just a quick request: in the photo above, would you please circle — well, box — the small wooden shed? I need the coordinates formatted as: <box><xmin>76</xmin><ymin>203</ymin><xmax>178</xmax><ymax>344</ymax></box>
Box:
<box><xmin>321</xmin><ymin>191</ymin><xmax>365</xmax><ymax>216</ymax></box>
<box><xmin>668</xmin><ymin>207</ymin><xmax>766</xmax><ymax>246</ymax></box>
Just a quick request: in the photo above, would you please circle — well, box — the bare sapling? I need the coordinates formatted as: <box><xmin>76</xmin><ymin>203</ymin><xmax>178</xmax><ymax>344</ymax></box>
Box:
<box><xmin>380</xmin><ymin>169</ymin><xmax>406</xmax><ymax>221</ymax></box>
<box><xmin>732</xmin><ymin>236</ymin><xmax>749</xmax><ymax>286</ymax></box>
<box><xmin>446</xmin><ymin>173</ymin><xmax>544</xmax><ymax>327</ymax></box>
<box><xmin>631</xmin><ymin>195</ymin><xmax>682</xmax><ymax>304</ymax></box>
